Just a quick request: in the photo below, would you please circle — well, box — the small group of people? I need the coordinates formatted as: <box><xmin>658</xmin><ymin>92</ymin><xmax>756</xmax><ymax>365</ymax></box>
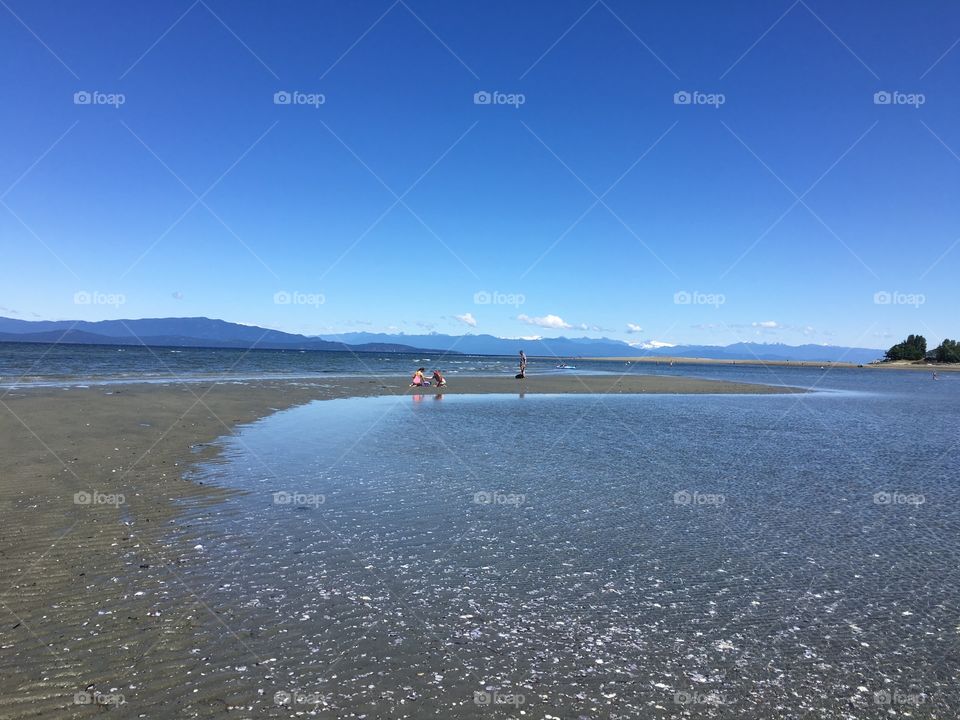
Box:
<box><xmin>410</xmin><ymin>367</ymin><xmax>446</xmax><ymax>388</ymax></box>
<box><xmin>410</xmin><ymin>350</ymin><xmax>527</xmax><ymax>390</ymax></box>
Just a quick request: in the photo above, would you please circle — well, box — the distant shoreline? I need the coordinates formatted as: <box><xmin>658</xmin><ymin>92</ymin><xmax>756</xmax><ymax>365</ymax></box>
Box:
<box><xmin>578</xmin><ymin>356</ymin><xmax>960</xmax><ymax>371</ymax></box>
<box><xmin>2</xmin><ymin>339</ymin><xmax>955</xmax><ymax>374</ymax></box>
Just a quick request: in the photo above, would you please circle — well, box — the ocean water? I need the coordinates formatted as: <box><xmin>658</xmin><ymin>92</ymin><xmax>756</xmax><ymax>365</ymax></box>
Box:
<box><xmin>0</xmin><ymin>342</ymin><xmax>529</xmax><ymax>386</ymax></box>
<box><xmin>150</xmin><ymin>372</ymin><xmax>960</xmax><ymax>718</ymax></box>
<box><xmin>0</xmin><ymin>339</ymin><xmax>907</xmax><ymax>390</ymax></box>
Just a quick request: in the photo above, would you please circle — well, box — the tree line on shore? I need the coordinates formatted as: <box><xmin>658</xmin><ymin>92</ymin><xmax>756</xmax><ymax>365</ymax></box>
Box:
<box><xmin>884</xmin><ymin>335</ymin><xmax>960</xmax><ymax>363</ymax></box>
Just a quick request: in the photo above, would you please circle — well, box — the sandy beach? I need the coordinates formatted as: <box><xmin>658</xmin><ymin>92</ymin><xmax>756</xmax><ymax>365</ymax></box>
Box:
<box><xmin>581</xmin><ymin>356</ymin><xmax>960</xmax><ymax>371</ymax></box>
<box><xmin>581</xmin><ymin>356</ymin><xmax>864</xmax><ymax>368</ymax></box>
<box><xmin>0</xmin><ymin>374</ymin><xmax>802</xmax><ymax>716</ymax></box>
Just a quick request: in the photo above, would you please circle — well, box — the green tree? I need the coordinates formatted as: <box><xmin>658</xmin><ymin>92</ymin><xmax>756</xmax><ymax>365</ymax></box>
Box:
<box><xmin>885</xmin><ymin>334</ymin><xmax>927</xmax><ymax>361</ymax></box>
<box><xmin>935</xmin><ymin>339</ymin><xmax>960</xmax><ymax>363</ymax></box>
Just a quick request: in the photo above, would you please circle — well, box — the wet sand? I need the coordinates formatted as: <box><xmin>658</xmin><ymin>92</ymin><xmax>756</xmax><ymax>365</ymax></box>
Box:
<box><xmin>867</xmin><ymin>360</ymin><xmax>960</xmax><ymax>371</ymax></box>
<box><xmin>0</xmin><ymin>374</ymin><xmax>801</xmax><ymax>717</ymax></box>
<box><xmin>583</xmin><ymin>356</ymin><xmax>960</xmax><ymax>371</ymax></box>
<box><xmin>582</xmin><ymin>356</ymin><xmax>864</xmax><ymax>368</ymax></box>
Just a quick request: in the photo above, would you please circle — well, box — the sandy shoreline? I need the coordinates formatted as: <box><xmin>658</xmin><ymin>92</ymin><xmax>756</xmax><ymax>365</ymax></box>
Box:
<box><xmin>579</xmin><ymin>355</ymin><xmax>865</xmax><ymax>368</ymax></box>
<box><xmin>580</xmin><ymin>355</ymin><xmax>960</xmax><ymax>371</ymax></box>
<box><xmin>0</xmin><ymin>374</ymin><xmax>800</xmax><ymax>717</ymax></box>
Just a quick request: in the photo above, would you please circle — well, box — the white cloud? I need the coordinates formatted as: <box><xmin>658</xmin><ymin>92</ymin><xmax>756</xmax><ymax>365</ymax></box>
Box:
<box><xmin>752</xmin><ymin>321</ymin><xmax>780</xmax><ymax>329</ymax></box>
<box><xmin>629</xmin><ymin>339</ymin><xmax>677</xmax><ymax>349</ymax></box>
<box><xmin>454</xmin><ymin>312</ymin><xmax>477</xmax><ymax>327</ymax></box>
<box><xmin>626</xmin><ymin>323</ymin><xmax>643</xmax><ymax>334</ymax></box>
<box><xmin>517</xmin><ymin>313</ymin><xmax>572</xmax><ymax>330</ymax></box>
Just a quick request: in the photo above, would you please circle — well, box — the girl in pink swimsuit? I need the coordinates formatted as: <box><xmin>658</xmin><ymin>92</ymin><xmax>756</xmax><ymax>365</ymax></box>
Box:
<box><xmin>410</xmin><ymin>368</ymin><xmax>429</xmax><ymax>387</ymax></box>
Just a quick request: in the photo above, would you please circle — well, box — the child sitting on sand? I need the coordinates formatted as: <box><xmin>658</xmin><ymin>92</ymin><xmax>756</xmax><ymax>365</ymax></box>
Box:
<box><xmin>410</xmin><ymin>368</ymin><xmax>430</xmax><ymax>387</ymax></box>
<box><xmin>432</xmin><ymin>370</ymin><xmax>447</xmax><ymax>387</ymax></box>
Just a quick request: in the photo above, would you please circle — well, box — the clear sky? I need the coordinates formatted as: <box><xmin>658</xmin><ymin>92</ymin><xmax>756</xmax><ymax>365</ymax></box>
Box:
<box><xmin>2</xmin><ymin>1</ymin><xmax>958</xmax><ymax>348</ymax></box>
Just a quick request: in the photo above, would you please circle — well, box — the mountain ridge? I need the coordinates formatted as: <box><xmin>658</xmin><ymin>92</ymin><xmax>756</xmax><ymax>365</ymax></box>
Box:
<box><xmin>0</xmin><ymin>318</ymin><xmax>886</xmax><ymax>363</ymax></box>
<box><xmin>0</xmin><ymin>318</ymin><xmax>449</xmax><ymax>354</ymax></box>
<box><xmin>319</xmin><ymin>331</ymin><xmax>885</xmax><ymax>364</ymax></box>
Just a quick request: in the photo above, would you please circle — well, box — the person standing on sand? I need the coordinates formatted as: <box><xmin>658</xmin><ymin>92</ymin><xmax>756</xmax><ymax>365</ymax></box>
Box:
<box><xmin>517</xmin><ymin>350</ymin><xmax>527</xmax><ymax>379</ymax></box>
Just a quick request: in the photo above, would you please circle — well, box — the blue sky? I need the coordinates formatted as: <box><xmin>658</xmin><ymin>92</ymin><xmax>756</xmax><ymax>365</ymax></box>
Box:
<box><xmin>1</xmin><ymin>1</ymin><xmax>958</xmax><ymax>349</ymax></box>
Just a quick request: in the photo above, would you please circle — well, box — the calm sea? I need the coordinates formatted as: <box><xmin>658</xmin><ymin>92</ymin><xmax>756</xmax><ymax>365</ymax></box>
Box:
<box><xmin>0</xmin><ymin>342</ymin><xmax>525</xmax><ymax>386</ymax></box>
<box><xmin>0</xmin><ymin>340</ymin><xmax>897</xmax><ymax>390</ymax></box>
<box><xmin>133</xmin><ymin>369</ymin><xmax>959</xmax><ymax>718</ymax></box>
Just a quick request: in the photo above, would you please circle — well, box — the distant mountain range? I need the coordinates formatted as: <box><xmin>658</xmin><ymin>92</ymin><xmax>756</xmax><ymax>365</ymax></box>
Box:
<box><xmin>0</xmin><ymin>317</ymin><xmax>886</xmax><ymax>364</ymax></box>
<box><xmin>321</xmin><ymin>332</ymin><xmax>885</xmax><ymax>364</ymax></box>
<box><xmin>0</xmin><ymin>317</ymin><xmax>445</xmax><ymax>354</ymax></box>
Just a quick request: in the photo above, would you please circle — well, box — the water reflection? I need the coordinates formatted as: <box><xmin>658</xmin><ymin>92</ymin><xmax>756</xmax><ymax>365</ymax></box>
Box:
<box><xmin>179</xmin><ymin>390</ymin><xmax>960</xmax><ymax>717</ymax></box>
